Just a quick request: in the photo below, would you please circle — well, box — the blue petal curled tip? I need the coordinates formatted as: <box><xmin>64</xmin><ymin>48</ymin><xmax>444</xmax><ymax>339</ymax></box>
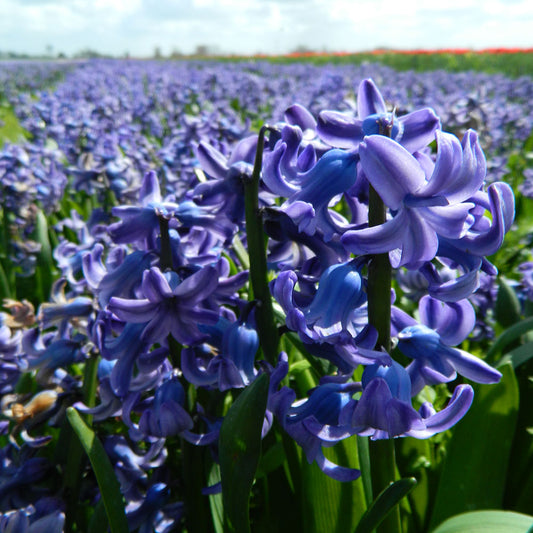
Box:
<box><xmin>284</xmin><ymin>103</ymin><xmax>317</xmax><ymax>131</ymax></box>
<box><xmin>451</xmin><ymin>181</ymin><xmax>515</xmax><ymax>257</ymax></box>
<box><xmin>397</xmin><ymin>107</ymin><xmax>441</xmax><ymax>153</ymax></box>
<box><xmin>139</xmin><ymin>170</ymin><xmax>161</xmax><ymax>205</ymax></box>
<box><xmin>228</xmin><ymin>134</ymin><xmax>258</xmax><ymax>166</ymax></box>
<box><xmin>408</xmin><ymin>384</ymin><xmax>474</xmax><ymax>438</ymax></box>
<box><xmin>196</xmin><ymin>141</ymin><xmax>229</xmax><ymax>179</ymax></box>
<box><xmin>315</xmin><ymin>451</ymin><xmax>361</xmax><ymax>481</ymax></box>
<box><xmin>357</xmin><ymin>78</ymin><xmax>387</xmax><ymax>118</ymax></box>
<box><xmin>419</xmin><ymin>295</ymin><xmax>475</xmax><ymax>346</ymax></box>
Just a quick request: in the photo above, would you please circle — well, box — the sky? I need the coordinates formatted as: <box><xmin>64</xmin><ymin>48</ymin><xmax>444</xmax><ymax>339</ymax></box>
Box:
<box><xmin>1</xmin><ymin>0</ymin><xmax>533</xmax><ymax>57</ymax></box>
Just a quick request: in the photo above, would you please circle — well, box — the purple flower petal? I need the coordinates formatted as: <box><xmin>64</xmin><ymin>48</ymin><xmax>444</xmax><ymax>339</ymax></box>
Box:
<box><xmin>341</xmin><ymin>209</ymin><xmax>410</xmax><ymax>260</ymax></box>
<box><xmin>315</xmin><ymin>450</ymin><xmax>361</xmax><ymax>481</ymax></box>
<box><xmin>415</xmin><ymin>130</ymin><xmax>485</xmax><ymax>203</ymax></box>
<box><xmin>359</xmin><ymin>135</ymin><xmax>426</xmax><ymax>209</ymax></box>
<box><xmin>142</xmin><ymin>267</ymin><xmax>173</xmax><ymax>302</ymax></box>
<box><xmin>196</xmin><ymin>141</ymin><xmax>229</xmax><ymax>180</ymax></box>
<box><xmin>453</xmin><ymin>182</ymin><xmax>515</xmax><ymax>256</ymax></box>
<box><xmin>397</xmin><ymin>108</ymin><xmax>440</xmax><ymax>153</ymax></box>
<box><xmin>419</xmin><ymin>296</ymin><xmax>475</xmax><ymax>345</ymax></box>
<box><xmin>421</xmin><ymin>202</ymin><xmax>475</xmax><ymax>239</ymax></box>
<box><xmin>446</xmin><ymin>348</ymin><xmax>502</xmax><ymax>384</ymax></box>
<box><xmin>139</xmin><ymin>170</ymin><xmax>161</xmax><ymax>205</ymax></box>
<box><xmin>408</xmin><ymin>384</ymin><xmax>473</xmax><ymax>438</ymax></box>
<box><xmin>357</xmin><ymin>78</ymin><xmax>387</xmax><ymax>118</ymax></box>
<box><xmin>228</xmin><ymin>135</ymin><xmax>257</xmax><ymax>166</ymax></box>
<box><xmin>108</xmin><ymin>297</ymin><xmax>158</xmax><ymax>322</ymax></box>
<box><xmin>173</xmin><ymin>265</ymin><xmax>218</xmax><ymax>300</ymax></box>
<box><xmin>316</xmin><ymin>110</ymin><xmax>363</xmax><ymax>149</ymax></box>
<box><xmin>285</xmin><ymin>103</ymin><xmax>317</xmax><ymax>131</ymax></box>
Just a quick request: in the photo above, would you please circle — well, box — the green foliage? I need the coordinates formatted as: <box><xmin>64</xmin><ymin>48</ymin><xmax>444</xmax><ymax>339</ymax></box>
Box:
<box><xmin>263</xmin><ymin>51</ymin><xmax>533</xmax><ymax>78</ymax></box>
<box><xmin>429</xmin><ymin>363</ymin><xmax>519</xmax><ymax>530</ymax></box>
<box><xmin>66</xmin><ymin>407</ymin><xmax>129</xmax><ymax>533</ymax></box>
<box><xmin>0</xmin><ymin>101</ymin><xmax>29</xmax><ymax>147</ymax></box>
<box><xmin>219</xmin><ymin>373</ymin><xmax>270</xmax><ymax>533</ymax></box>
<box><xmin>301</xmin><ymin>437</ymin><xmax>366</xmax><ymax>533</ymax></box>
<box><xmin>354</xmin><ymin>477</ymin><xmax>417</xmax><ymax>533</ymax></box>
<box><xmin>431</xmin><ymin>510</ymin><xmax>533</xmax><ymax>532</ymax></box>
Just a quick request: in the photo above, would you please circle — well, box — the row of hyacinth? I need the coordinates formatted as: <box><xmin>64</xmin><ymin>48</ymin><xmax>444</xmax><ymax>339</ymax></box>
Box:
<box><xmin>0</xmin><ymin>60</ymin><xmax>528</xmax><ymax>532</ymax></box>
<box><xmin>1</xmin><ymin>59</ymin><xmax>532</xmax><ymax>285</ymax></box>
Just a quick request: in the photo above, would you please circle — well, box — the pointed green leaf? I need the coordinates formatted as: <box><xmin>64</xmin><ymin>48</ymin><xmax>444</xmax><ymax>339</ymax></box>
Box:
<box><xmin>32</xmin><ymin>209</ymin><xmax>55</xmax><ymax>301</ymax></box>
<box><xmin>429</xmin><ymin>363</ymin><xmax>519</xmax><ymax>529</ymax></box>
<box><xmin>356</xmin><ymin>436</ymin><xmax>372</xmax><ymax>508</ymax></box>
<box><xmin>486</xmin><ymin>316</ymin><xmax>533</xmax><ymax>364</ymax></box>
<box><xmin>431</xmin><ymin>510</ymin><xmax>533</xmax><ymax>532</ymax></box>
<box><xmin>66</xmin><ymin>407</ymin><xmax>128</xmax><ymax>533</ymax></box>
<box><xmin>219</xmin><ymin>373</ymin><xmax>269</xmax><ymax>533</ymax></box>
<box><xmin>0</xmin><ymin>260</ymin><xmax>11</xmax><ymax>299</ymax></box>
<box><xmin>501</xmin><ymin>341</ymin><xmax>533</xmax><ymax>369</ymax></box>
<box><xmin>494</xmin><ymin>278</ymin><xmax>521</xmax><ymax>328</ymax></box>
<box><xmin>354</xmin><ymin>477</ymin><xmax>417</xmax><ymax>533</ymax></box>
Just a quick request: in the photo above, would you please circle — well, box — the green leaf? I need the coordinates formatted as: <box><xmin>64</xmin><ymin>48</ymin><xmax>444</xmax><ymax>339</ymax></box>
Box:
<box><xmin>301</xmin><ymin>436</ymin><xmax>367</xmax><ymax>533</ymax></box>
<box><xmin>207</xmin><ymin>463</ymin><xmax>224</xmax><ymax>533</ymax></box>
<box><xmin>429</xmin><ymin>362</ymin><xmax>519</xmax><ymax>529</ymax></box>
<box><xmin>0</xmin><ymin>104</ymin><xmax>29</xmax><ymax>147</ymax></box>
<box><xmin>395</xmin><ymin>437</ymin><xmax>434</xmax><ymax>532</ymax></box>
<box><xmin>219</xmin><ymin>373</ymin><xmax>270</xmax><ymax>533</ymax></box>
<box><xmin>431</xmin><ymin>510</ymin><xmax>533</xmax><ymax>532</ymax></box>
<box><xmin>356</xmin><ymin>436</ymin><xmax>373</xmax><ymax>510</ymax></box>
<box><xmin>87</xmin><ymin>499</ymin><xmax>109</xmax><ymax>533</ymax></box>
<box><xmin>66</xmin><ymin>407</ymin><xmax>128</xmax><ymax>533</ymax></box>
<box><xmin>501</xmin><ymin>341</ymin><xmax>533</xmax><ymax>369</ymax></box>
<box><xmin>494</xmin><ymin>278</ymin><xmax>521</xmax><ymax>328</ymax></box>
<box><xmin>354</xmin><ymin>477</ymin><xmax>417</xmax><ymax>533</ymax></box>
<box><xmin>31</xmin><ymin>209</ymin><xmax>56</xmax><ymax>302</ymax></box>
<box><xmin>486</xmin><ymin>316</ymin><xmax>533</xmax><ymax>364</ymax></box>
<box><xmin>0</xmin><ymin>260</ymin><xmax>11</xmax><ymax>300</ymax></box>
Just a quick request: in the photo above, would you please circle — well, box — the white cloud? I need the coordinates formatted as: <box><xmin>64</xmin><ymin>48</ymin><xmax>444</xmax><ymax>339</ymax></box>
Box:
<box><xmin>1</xmin><ymin>0</ymin><xmax>531</xmax><ymax>56</ymax></box>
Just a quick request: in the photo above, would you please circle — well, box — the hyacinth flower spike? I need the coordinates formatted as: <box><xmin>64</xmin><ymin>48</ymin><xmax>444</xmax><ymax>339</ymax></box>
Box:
<box><xmin>342</xmin><ymin>129</ymin><xmax>486</xmax><ymax>268</ymax></box>
<box><xmin>317</xmin><ymin>78</ymin><xmax>440</xmax><ymax>153</ymax></box>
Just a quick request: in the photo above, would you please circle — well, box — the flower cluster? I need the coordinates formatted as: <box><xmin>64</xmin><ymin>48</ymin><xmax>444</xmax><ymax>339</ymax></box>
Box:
<box><xmin>0</xmin><ymin>66</ymin><xmax>516</xmax><ymax>531</ymax></box>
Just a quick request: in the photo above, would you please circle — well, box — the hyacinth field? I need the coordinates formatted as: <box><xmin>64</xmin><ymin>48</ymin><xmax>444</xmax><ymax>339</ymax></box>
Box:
<box><xmin>1</xmin><ymin>57</ymin><xmax>533</xmax><ymax>533</ymax></box>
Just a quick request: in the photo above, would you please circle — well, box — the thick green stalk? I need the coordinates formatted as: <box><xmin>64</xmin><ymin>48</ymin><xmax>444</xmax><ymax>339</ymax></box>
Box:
<box><xmin>366</xmin><ymin>184</ymin><xmax>401</xmax><ymax>533</ymax></box>
<box><xmin>367</xmin><ymin>185</ymin><xmax>392</xmax><ymax>352</ymax></box>
<box><xmin>158</xmin><ymin>216</ymin><xmax>173</xmax><ymax>271</ymax></box>
<box><xmin>243</xmin><ymin>126</ymin><xmax>279</xmax><ymax>365</ymax></box>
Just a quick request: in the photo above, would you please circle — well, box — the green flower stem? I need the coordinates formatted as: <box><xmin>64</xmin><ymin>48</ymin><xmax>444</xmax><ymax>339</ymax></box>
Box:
<box><xmin>367</xmin><ymin>185</ymin><xmax>392</xmax><ymax>352</ymax></box>
<box><xmin>367</xmin><ymin>184</ymin><xmax>401</xmax><ymax>533</ymax></box>
<box><xmin>244</xmin><ymin>125</ymin><xmax>279</xmax><ymax>366</ymax></box>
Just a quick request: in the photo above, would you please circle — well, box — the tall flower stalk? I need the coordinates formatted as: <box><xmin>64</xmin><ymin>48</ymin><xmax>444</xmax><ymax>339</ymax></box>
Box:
<box><xmin>367</xmin><ymin>182</ymin><xmax>400</xmax><ymax>532</ymax></box>
<box><xmin>244</xmin><ymin>125</ymin><xmax>279</xmax><ymax>365</ymax></box>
